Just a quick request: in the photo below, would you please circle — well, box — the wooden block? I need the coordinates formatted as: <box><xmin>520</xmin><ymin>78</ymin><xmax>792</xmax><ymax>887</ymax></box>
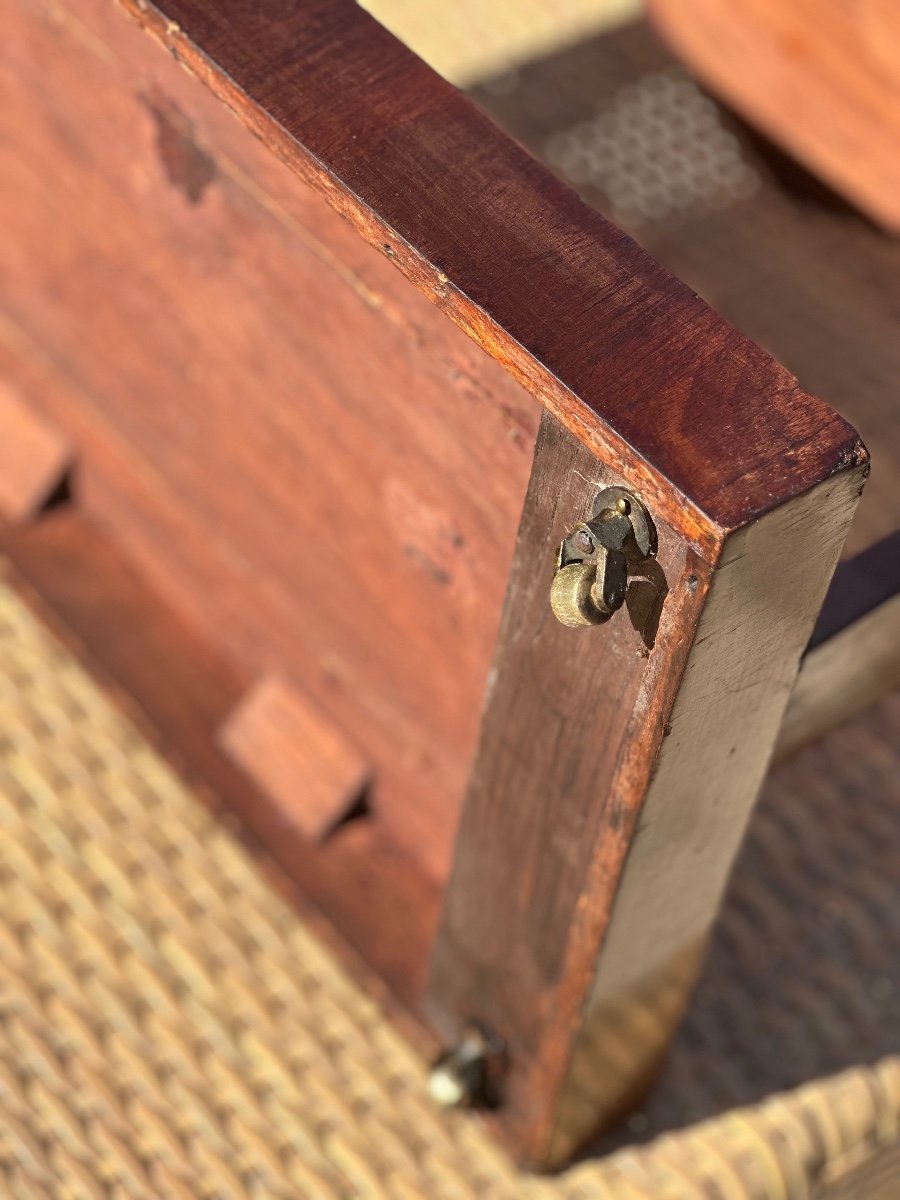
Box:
<box><xmin>219</xmin><ymin>676</ymin><xmax>371</xmax><ymax>842</ymax></box>
<box><xmin>0</xmin><ymin>380</ymin><xmax>71</xmax><ymax>521</ymax></box>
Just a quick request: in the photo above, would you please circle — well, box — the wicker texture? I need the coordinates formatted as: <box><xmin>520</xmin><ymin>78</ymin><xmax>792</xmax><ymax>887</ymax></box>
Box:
<box><xmin>1</xmin><ymin>582</ymin><xmax>898</xmax><ymax>1198</ymax></box>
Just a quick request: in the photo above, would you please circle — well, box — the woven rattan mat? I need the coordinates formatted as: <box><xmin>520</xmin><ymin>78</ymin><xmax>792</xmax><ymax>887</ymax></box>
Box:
<box><xmin>1</xmin><ymin>579</ymin><xmax>899</xmax><ymax>1198</ymax></box>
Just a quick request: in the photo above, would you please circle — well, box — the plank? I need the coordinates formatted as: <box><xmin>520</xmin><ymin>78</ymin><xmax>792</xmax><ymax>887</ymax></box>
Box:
<box><xmin>778</xmin><ymin>596</ymin><xmax>900</xmax><ymax>762</ymax></box>
<box><xmin>427</xmin><ymin>411</ymin><xmax>865</xmax><ymax>1164</ymax></box>
<box><xmin>3</xmin><ymin>0</ymin><xmax>539</xmax><ymax>891</ymax></box>
<box><xmin>810</xmin><ymin>531</ymin><xmax>900</xmax><ymax>650</ymax></box>
<box><xmin>116</xmin><ymin>0</ymin><xmax>864</xmax><ymax>548</ymax></box>
<box><xmin>774</xmin><ymin>531</ymin><xmax>900</xmax><ymax>759</ymax></box>
<box><xmin>0</xmin><ymin>505</ymin><xmax>439</xmax><ymax>1016</ymax></box>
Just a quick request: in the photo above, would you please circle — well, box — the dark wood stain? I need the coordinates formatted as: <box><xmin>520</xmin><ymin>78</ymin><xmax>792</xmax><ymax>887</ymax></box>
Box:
<box><xmin>144</xmin><ymin>91</ymin><xmax>217</xmax><ymax>203</ymax></box>
<box><xmin>121</xmin><ymin>0</ymin><xmax>865</xmax><ymax>547</ymax></box>
<box><xmin>426</xmin><ymin>411</ymin><xmax>705</xmax><ymax>1160</ymax></box>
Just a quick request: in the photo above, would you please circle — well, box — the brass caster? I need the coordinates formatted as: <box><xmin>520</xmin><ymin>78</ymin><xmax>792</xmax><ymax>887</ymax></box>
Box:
<box><xmin>550</xmin><ymin>561</ymin><xmax>605</xmax><ymax>627</ymax></box>
<box><xmin>551</xmin><ymin>486</ymin><xmax>656</xmax><ymax>627</ymax></box>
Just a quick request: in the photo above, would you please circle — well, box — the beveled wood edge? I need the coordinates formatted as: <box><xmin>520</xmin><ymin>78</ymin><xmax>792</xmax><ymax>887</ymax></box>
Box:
<box><xmin>118</xmin><ymin>0</ymin><xmax>866</xmax><ymax>556</ymax></box>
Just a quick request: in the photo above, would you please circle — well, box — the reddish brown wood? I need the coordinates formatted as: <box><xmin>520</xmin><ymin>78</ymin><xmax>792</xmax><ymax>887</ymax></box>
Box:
<box><xmin>115</xmin><ymin>0</ymin><xmax>863</xmax><ymax>547</ymax></box>
<box><xmin>427</xmin><ymin>412</ymin><xmax>865</xmax><ymax>1165</ymax></box>
<box><xmin>649</xmin><ymin>0</ymin><xmax>900</xmax><ymax>234</ymax></box>
<box><xmin>471</xmin><ymin>17</ymin><xmax>900</xmax><ymax>561</ymax></box>
<box><xmin>0</xmin><ymin>380</ymin><xmax>71</xmax><ymax>521</ymax></box>
<box><xmin>219</xmin><ymin>675</ymin><xmax>371</xmax><ymax>842</ymax></box>
<box><xmin>3</xmin><ymin>0</ymin><xmax>540</xmax><ymax>901</ymax></box>
<box><xmin>0</xmin><ymin>500</ymin><xmax>439</xmax><ymax>1015</ymax></box>
<box><xmin>425</xmin><ymin>412</ymin><xmax>705</xmax><ymax>1156</ymax></box>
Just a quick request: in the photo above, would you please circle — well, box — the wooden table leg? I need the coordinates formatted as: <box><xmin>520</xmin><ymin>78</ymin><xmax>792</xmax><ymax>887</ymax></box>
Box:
<box><xmin>426</xmin><ymin>410</ymin><xmax>866</xmax><ymax>1166</ymax></box>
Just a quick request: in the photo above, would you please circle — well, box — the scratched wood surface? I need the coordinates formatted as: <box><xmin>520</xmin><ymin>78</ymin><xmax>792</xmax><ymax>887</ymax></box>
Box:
<box><xmin>0</xmin><ymin>380</ymin><xmax>71</xmax><ymax>522</ymax></box>
<box><xmin>426</xmin><ymin>412</ymin><xmax>706</xmax><ymax>1160</ymax></box>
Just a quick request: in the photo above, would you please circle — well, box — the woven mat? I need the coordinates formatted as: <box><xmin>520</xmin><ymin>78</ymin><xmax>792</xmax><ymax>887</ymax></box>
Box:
<box><xmin>1</xmin><ymin>581</ymin><xmax>899</xmax><ymax>1198</ymax></box>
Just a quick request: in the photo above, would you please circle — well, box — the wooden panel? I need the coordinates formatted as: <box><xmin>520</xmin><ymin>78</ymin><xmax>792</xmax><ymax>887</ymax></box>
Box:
<box><xmin>113</xmin><ymin>0</ymin><xmax>863</xmax><ymax>548</ymax></box>
<box><xmin>219</xmin><ymin>675</ymin><xmax>371</xmax><ymax>842</ymax></box>
<box><xmin>0</xmin><ymin>500</ymin><xmax>439</xmax><ymax>1014</ymax></box>
<box><xmin>427</xmin><ymin>411</ymin><xmax>865</xmax><ymax>1165</ymax></box>
<box><xmin>648</xmin><ymin>0</ymin><xmax>900</xmax><ymax>233</ymax></box>
<box><xmin>2</xmin><ymin>0</ymin><xmax>540</xmax><ymax>891</ymax></box>
<box><xmin>0</xmin><ymin>380</ymin><xmax>71</xmax><ymax>521</ymax></box>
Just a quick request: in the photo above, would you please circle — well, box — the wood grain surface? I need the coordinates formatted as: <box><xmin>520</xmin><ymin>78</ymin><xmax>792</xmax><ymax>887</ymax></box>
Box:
<box><xmin>2</xmin><ymin>0</ymin><xmax>541</xmax><ymax>895</ymax></box>
<box><xmin>0</xmin><ymin>380</ymin><xmax>71</xmax><ymax>522</ymax></box>
<box><xmin>778</xmin><ymin>596</ymin><xmax>900</xmax><ymax>762</ymax></box>
<box><xmin>0</xmin><ymin>499</ymin><xmax>440</xmax><ymax>1018</ymax></box>
<box><xmin>116</xmin><ymin>0</ymin><xmax>864</xmax><ymax>549</ymax></box>
<box><xmin>428</xmin><ymin>412</ymin><xmax>865</xmax><ymax>1163</ymax></box>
